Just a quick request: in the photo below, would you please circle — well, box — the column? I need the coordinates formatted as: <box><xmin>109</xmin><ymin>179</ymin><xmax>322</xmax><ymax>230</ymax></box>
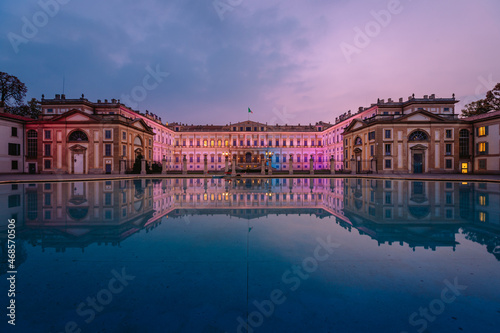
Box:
<box><xmin>289</xmin><ymin>154</ymin><xmax>293</xmax><ymax>175</ymax></box>
<box><xmin>120</xmin><ymin>159</ymin><xmax>126</xmax><ymax>175</ymax></box>
<box><xmin>351</xmin><ymin>157</ymin><xmax>356</xmax><ymax>174</ymax></box>
<box><xmin>261</xmin><ymin>154</ymin><xmax>266</xmax><ymax>175</ymax></box>
<box><xmin>330</xmin><ymin>157</ymin><xmax>335</xmax><ymax>174</ymax></box>
<box><xmin>204</xmin><ymin>155</ymin><xmax>208</xmax><ymax>175</ymax></box>
<box><xmin>162</xmin><ymin>158</ymin><xmax>167</xmax><ymax>174</ymax></box>
<box><xmin>140</xmin><ymin>159</ymin><xmax>146</xmax><ymax>175</ymax></box>
<box><xmin>182</xmin><ymin>155</ymin><xmax>187</xmax><ymax>175</ymax></box>
<box><xmin>225</xmin><ymin>156</ymin><xmax>229</xmax><ymax>173</ymax></box>
<box><xmin>268</xmin><ymin>157</ymin><xmax>272</xmax><ymax>175</ymax></box>
<box><xmin>232</xmin><ymin>155</ymin><xmax>237</xmax><ymax>176</ymax></box>
<box><xmin>309</xmin><ymin>157</ymin><xmax>314</xmax><ymax>174</ymax></box>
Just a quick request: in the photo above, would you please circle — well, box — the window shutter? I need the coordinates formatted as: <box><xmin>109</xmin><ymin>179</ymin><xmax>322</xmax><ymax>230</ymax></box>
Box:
<box><xmin>476</xmin><ymin>127</ymin><xmax>479</xmax><ymax>136</ymax></box>
<box><xmin>476</xmin><ymin>143</ymin><xmax>479</xmax><ymax>154</ymax></box>
<box><xmin>485</xmin><ymin>142</ymin><xmax>489</xmax><ymax>154</ymax></box>
<box><xmin>485</xmin><ymin>126</ymin><xmax>489</xmax><ymax>135</ymax></box>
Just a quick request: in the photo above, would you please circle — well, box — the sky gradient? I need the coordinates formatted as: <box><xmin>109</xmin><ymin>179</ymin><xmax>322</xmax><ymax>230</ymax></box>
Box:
<box><xmin>1</xmin><ymin>0</ymin><xmax>500</xmax><ymax>125</ymax></box>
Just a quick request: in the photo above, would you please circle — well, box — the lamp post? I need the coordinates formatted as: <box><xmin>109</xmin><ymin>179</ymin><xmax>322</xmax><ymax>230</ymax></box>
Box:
<box><xmin>265</xmin><ymin>151</ymin><xmax>274</xmax><ymax>175</ymax></box>
<box><xmin>222</xmin><ymin>152</ymin><xmax>230</xmax><ymax>173</ymax></box>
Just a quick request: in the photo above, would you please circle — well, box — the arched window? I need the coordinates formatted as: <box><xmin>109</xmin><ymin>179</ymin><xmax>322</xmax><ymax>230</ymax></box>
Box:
<box><xmin>459</xmin><ymin>129</ymin><xmax>470</xmax><ymax>157</ymax></box>
<box><xmin>408</xmin><ymin>130</ymin><xmax>428</xmax><ymax>141</ymax></box>
<box><xmin>68</xmin><ymin>130</ymin><xmax>88</xmax><ymax>142</ymax></box>
<box><xmin>27</xmin><ymin>130</ymin><xmax>38</xmax><ymax>158</ymax></box>
<box><xmin>134</xmin><ymin>136</ymin><xmax>142</xmax><ymax>146</ymax></box>
<box><xmin>354</xmin><ymin>137</ymin><xmax>362</xmax><ymax>145</ymax></box>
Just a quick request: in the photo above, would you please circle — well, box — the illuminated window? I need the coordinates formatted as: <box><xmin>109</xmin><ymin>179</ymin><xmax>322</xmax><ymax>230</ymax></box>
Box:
<box><xmin>478</xmin><ymin>142</ymin><xmax>487</xmax><ymax>155</ymax></box>
<box><xmin>479</xmin><ymin>195</ymin><xmax>487</xmax><ymax>206</ymax></box>
<box><xmin>203</xmin><ymin>140</ymin><xmax>208</xmax><ymax>147</ymax></box>
<box><xmin>210</xmin><ymin>140</ymin><xmax>215</xmax><ymax>147</ymax></box>
<box><xmin>478</xmin><ymin>126</ymin><xmax>487</xmax><ymax>136</ymax></box>
<box><xmin>479</xmin><ymin>212</ymin><xmax>487</xmax><ymax>222</ymax></box>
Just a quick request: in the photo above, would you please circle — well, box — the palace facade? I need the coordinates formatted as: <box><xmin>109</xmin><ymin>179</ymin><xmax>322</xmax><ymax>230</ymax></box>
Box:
<box><xmin>2</xmin><ymin>92</ymin><xmax>499</xmax><ymax>174</ymax></box>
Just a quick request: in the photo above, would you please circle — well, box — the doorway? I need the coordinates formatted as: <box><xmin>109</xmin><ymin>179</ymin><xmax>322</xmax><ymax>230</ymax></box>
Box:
<box><xmin>74</xmin><ymin>153</ymin><xmax>84</xmax><ymax>174</ymax></box>
<box><xmin>413</xmin><ymin>153</ymin><xmax>423</xmax><ymax>173</ymax></box>
<box><xmin>461</xmin><ymin>162</ymin><xmax>468</xmax><ymax>174</ymax></box>
<box><xmin>28</xmin><ymin>163</ymin><xmax>36</xmax><ymax>174</ymax></box>
<box><xmin>245</xmin><ymin>152</ymin><xmax>252</xmax><ymax>163</ymax></box>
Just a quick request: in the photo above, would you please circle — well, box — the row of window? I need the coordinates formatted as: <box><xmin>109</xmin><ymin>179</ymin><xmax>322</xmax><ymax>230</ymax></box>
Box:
<box><xmin>174</xmin><ymin>139</ymin><xmax>323</xmax><ymax>147</ymax></box>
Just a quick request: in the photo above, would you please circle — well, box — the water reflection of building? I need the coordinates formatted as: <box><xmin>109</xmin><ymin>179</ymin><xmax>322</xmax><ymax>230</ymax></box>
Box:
<box><xmin>1</xmin><ymin>178</ymin><xmax>498</xmax><ymax>264</ymax></box>
<box><xmin>342</xmin><ymin>179</ymin><xmax>500</xmax><ymax>257</ymax></box>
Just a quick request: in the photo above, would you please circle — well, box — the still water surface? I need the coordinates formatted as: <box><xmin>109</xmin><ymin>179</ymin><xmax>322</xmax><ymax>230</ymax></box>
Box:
<box><xmin>0</xmin><ymin>178</ymin><xmax>499</xmax><ymax>332</ymax></box>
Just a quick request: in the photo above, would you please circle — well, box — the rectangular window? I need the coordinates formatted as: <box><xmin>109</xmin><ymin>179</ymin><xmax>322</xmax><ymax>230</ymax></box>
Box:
<box><xmin>478</xmin><ymin>159</ymin><xmax>487</xmax><ymax>170</ymax></box>
<box><xmin>311</xmin><ymin>140</ymin><xmax>315</xmax><ymax>146</ymax></box>
<box><xmin>445</xmin><ymin>143</ymin><xmax>452</xmax><ymax>155</ymax></box>
<box><xmin>122</xmin><ymin>145</ymin><xmax>126</xmax><ymax>157</ymax></box>
<box><xmin>233</xmin><ymin>140</ymin><xmax>236</xmax><ymax>146</ymax></box>
<box><xmin>276</xmin><ymin>140</ymin><xmax>279</xmax><ymax>146</ymax></box>
<box><xmin>218</xmin><ymin>156</ymin><xmax>221</xmax><ymax>163</ymax></box>
<box><xmin>385</xmin><ymin>159</ymin><xmax>392</xmax><ymax>169</ymax></box>
<box><xmin>8</xmin><ymin>143</ymin><xmax>20</xmax><ymax>156</ymax></box>
<box><xmin>445</xmin><ymin>159</ymin><xmax>452</xmax><ymax>169</ymax></box>
<box><xmin>297</xmin><ymin>139</ymin><xmax>301</xmax><ymax>146</ymax></box>
<box><xmin>297</xmin><ymin>156</ymin><xmax>301</xmax><ymax>163</ymax></box>
<box><xmin>385</xmin><ymin>144</ymin><xmax>391</xmax><ymax>156</ymax></box>
<box><xmin>11</xmin><ymin>160</ymin><xmax>18</xmax><ymax>170</ymax></box>
<box><xmin>44</xmin><ymin>130</ymin><xmax>51</xmax><ymax>140</ymax></box>
<box><xmin>304</xmin><ymin>140</ymin><xmax>308</xmax><ymax>146</ymax></box>
<box><xmin>11</xmin><ymin>127</ymin><xmax>18</xmax><ymax>137</ymax></box>
<box><xmin>260</xmin><ymin>140</ymin><xmax>264</xmax><ymax>146</ymax></box>
<box><xmin>385</xmin><ymin>130</ymin><xmax>391</xmax><ymax>139</ymax></box>
<box><xmin>105</xmin><ymin>144</ymin><xmax>112</xmax><ymax>156</ymax></box>
<box><xmin>197</xmin><ymin>156</ymin><xmax>200</xmax><ymax>163</ymax></box>
<box><xmin>478</xmin><ymin>142</ymin><xmax>487</xmax><ymax>155</ymax></box>
<box><xmin>290</xmin><ymin>140</ymin><xmax>294</xmax><ymax>147</ymax></box>
<box><xmin>44</xmin><ymin>144</ymin><xmax>51</xmax><ymax>157</ymax></box>
<box><xmin>478</xmin><ymin>126</ymin><xmax>487</xmax><ymax>136</ymax></box>
<box><xmin>247</xmin><ymin>140</ymin><xmax>250</xmax><ymax>146</ymax></box>
<box><xmin>105</xmin><ymin>130</ymin><xmax>112</xmax><ymax>139</ymax></box>
<box><xmin>370</xmin><ymin>145</ymin><xmax>374</xmax><ymax>157</ymax></box>
<box><xmin>122</xmin><ymin>131</ymin><xmax>126</xmax><ymax>140</ymax></box>
<box><xmin>368</xmin><ymin>131</ymin><xmax>375</xmax><ymax>140</ymax></box>
<box><xmin>44</xmin><ymin>159</ymin><xmax>51</xmax><ymax>169</ymax></box>
<box><xmin>268</xmin><ymin>140</ymin><xmax>272</xmax><ymax>146</ymax></box>
<box><xmin>197</xmin><ymin>140</ymin><xmax>201</xmax><ymax>147</ymax></box>
<box><xmin>446</xmin><ymin>129</ymin><xmax>452</xmax><ymax>138</ymax></box>
<box><xmin>240</xmin><ymin>140</ymin><xmax>244</xmax><ymax>146</ymax></box>
<box><xmin>254</xmin><ymin>140</ymin><xmax>257</xmax><ymax>146</ymax></box>
<box><xmin>211</xmin><ymin>156</ymin><xmax>215</xmax><ymax>163</ymax></box>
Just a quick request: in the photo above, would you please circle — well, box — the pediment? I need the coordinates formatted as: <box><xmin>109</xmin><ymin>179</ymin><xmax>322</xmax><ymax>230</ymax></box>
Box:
<box><xmin>66</xmin><ymin>113</ymin><xmax>93</xmax><ymax>121</ymax></box>
<box><xmin>404</xmin><ymin>113</ymin><xmax>431</xmax><ymax>121</ymax></box>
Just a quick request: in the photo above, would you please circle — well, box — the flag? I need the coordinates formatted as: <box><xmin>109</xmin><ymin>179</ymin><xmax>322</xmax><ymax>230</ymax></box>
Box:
<box><xmin>248</xmin><ymin>107</ymin><xmax>253</xmax><ymax>114</ymax></box>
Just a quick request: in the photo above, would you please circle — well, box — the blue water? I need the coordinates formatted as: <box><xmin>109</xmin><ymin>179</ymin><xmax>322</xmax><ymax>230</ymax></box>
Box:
<box><xmin>0</xmin><ymin>178</ymin><xmax>499</xmax><ymax>333</ymax></box>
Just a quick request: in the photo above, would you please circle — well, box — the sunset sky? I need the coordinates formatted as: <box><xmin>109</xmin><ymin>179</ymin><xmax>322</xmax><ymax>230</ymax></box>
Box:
<box><xmin>1</xmin><ymin>0</ymin><xmax>500</xmax><ymax>125</ymax></box>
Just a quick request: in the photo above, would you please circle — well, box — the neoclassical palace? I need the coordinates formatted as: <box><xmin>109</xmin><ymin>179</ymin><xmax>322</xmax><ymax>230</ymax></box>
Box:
<box><xmin>0</xmin><ymin>93</ymin><xmax>498</xmax><ymax>174</ymax></box>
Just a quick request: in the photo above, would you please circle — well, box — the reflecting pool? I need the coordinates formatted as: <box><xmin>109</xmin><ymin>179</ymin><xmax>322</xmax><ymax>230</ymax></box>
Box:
<box><xmin>0</xmin><ymin>178</ymin><xmax>499</xmax><ymax>333</ymax></box>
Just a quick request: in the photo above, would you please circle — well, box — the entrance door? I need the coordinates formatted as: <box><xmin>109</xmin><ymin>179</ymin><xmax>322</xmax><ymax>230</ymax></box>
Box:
<box><xmin>461</xmin><ymin>163</ymin><xmax>468</xmax><ymax>174</ymax></box>
<box><xmin>357</xmin><ymin>160</ymin><xmax>362</xmax><ymax>173</ymax></box>
<box><xmin>28</xmin><ymin>163</ymin><xmax>36</xmax><ymax>174</ymax></box>
<box><xmin>74</xmin><ymin>154</ymin><xmax>84</xmax><ymax>174</ymax></box>
<box><xmin>413</xmin><ymin>154</ymin><xmax>423</xmax><ymax>174</ymax></box>
<box><xmin>245</xmin><ymin>152</ymin><xmax>252</xmax><ymax>163</ymax></box>
<box><xmin>105</xmin><ymin>163</ymin><xmax>112</xmax><ymax>174</ymax></box>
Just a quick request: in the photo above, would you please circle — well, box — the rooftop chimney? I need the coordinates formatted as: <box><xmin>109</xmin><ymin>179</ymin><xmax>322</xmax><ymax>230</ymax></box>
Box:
<box><xmin>430</xmin><ymin>94</ymin><xmax>435</xmax><ymax>99</ymax></box>
<box><xmin>55</xmin><ymin>94</ymin><xmax>60</xmax><ymax>99</ymax></box>
<box><xmin>97</xmin><ymin>99</ymin><xmax>101</xmax><ymax>103</ymax></box>
<box><xmin>388</xmin><ymin>98</ymin><xmax>393</xmax><ymax>103</ymax></box>
<box><xmin>61</xmin><ymin>94</ymin><xmax>66</xmax><ymax>99</ymax></box>
<box><xmin>423</xmin><ymin>95</ymin><xmax>428</xmax><ymax>99</ymax></box>
<box><xmin>358</xmin><ymin>107</ymin><xmax>363</xmax><ymax>112</ymax></box>
<box><xmin>104</xmin><ymin>99</ymin><xmax>108</xmax><ymax>103</ymax></box>
<box><xmin>380</xmin><ymin>99</ymin><xmax>384</xmax><ymax>104</ymax></box>
<box><xmin>399</xmin><ymin>98</ymin><xmax>403</xmax><ymax>102</ymax></box>
<box><xmin>111</xmin><ymin>98</ymin><xmax>117</xmax><ymax>103</ymax></box>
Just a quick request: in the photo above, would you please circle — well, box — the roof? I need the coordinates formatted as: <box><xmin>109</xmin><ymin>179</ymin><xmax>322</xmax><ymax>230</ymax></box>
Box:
<box><xmin>463</xmin><ymin>110</ymin><xmax>500</xmax><ymax>121</ymax></box>
<box><xmin>0</xmin><ymin>112</ymin><xmax>33</xmax><ymax>122</ymax></box>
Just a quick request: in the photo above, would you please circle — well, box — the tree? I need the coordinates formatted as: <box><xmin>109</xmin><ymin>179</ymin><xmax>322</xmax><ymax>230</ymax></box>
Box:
<box><xmin>462</xmin><ymin>82</ymin><xmax>500</xmax><ymax>117</ymax></box>
<box><xmin>7</xmin><ymin>98</ymin><xmax>41</xmax><ymax>119</ymax></box>
<box><xmin>0</xmin><ymin>72</ymin><xmax>27</xmax><ymax>107</ymax></box>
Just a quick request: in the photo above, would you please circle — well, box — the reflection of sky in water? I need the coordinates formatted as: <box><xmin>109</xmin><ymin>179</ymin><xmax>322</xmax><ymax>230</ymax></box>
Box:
<box><xmin>0</xmin><ymin>178</ymin><xmax>499</xmax><ymax>332</ymax></box>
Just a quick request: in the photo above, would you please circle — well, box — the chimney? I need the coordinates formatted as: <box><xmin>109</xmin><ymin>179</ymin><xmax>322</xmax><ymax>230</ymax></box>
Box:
<box><xmin>430</xmin><ymin>94</ymin><xmax>435</xmax><ymax>99</ymax></box>
<box><xmin>55</xmin><ymin>94</ymin><xmax>61</xmax><ymax>99</ymax></box>
<box><xmin>399</xmin><ymin>98</ymin><xmax>403</xmax><ymax>103</ymax></box>
<box><xmin>358</xmin><ymin>107</ymin><xmax>363</xmax><ymax>112</ymax></box>
<box><xmin>111</xmin><ymin>98</ymin><xmax>117</xmax><ymax>103</ymax></box>
<box><xmin>104</xmin><ymin>99</ymin><xmax>108</xmax><ymax>103</ymax></box>
<box><xmin>388</xmin><ymin>98</ymin><xmax>392</xmax><ymax>103</ymax></box>
<box><xmin>408</xmin><ymin>96</ymin><xmax>412</xmax><ymax>100</ymax></box>
<box><xmin>380</xmin><ymin>99</ymin><xmax>384</xmax><ymax>104</ymax></box>
<box><xmin>423</xmin><ymin>95</ymin><xmax>428</xmax><ymax>99</ymax></box>
<box><xmin>97</xmin><ymin>99</ymin><xmax>101</xmax><ymax>103</ymax></box>
<box><xmin>61</xmin><ymin>94</ymin><xmax>66</xmax><ymax>99</ymax></box>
